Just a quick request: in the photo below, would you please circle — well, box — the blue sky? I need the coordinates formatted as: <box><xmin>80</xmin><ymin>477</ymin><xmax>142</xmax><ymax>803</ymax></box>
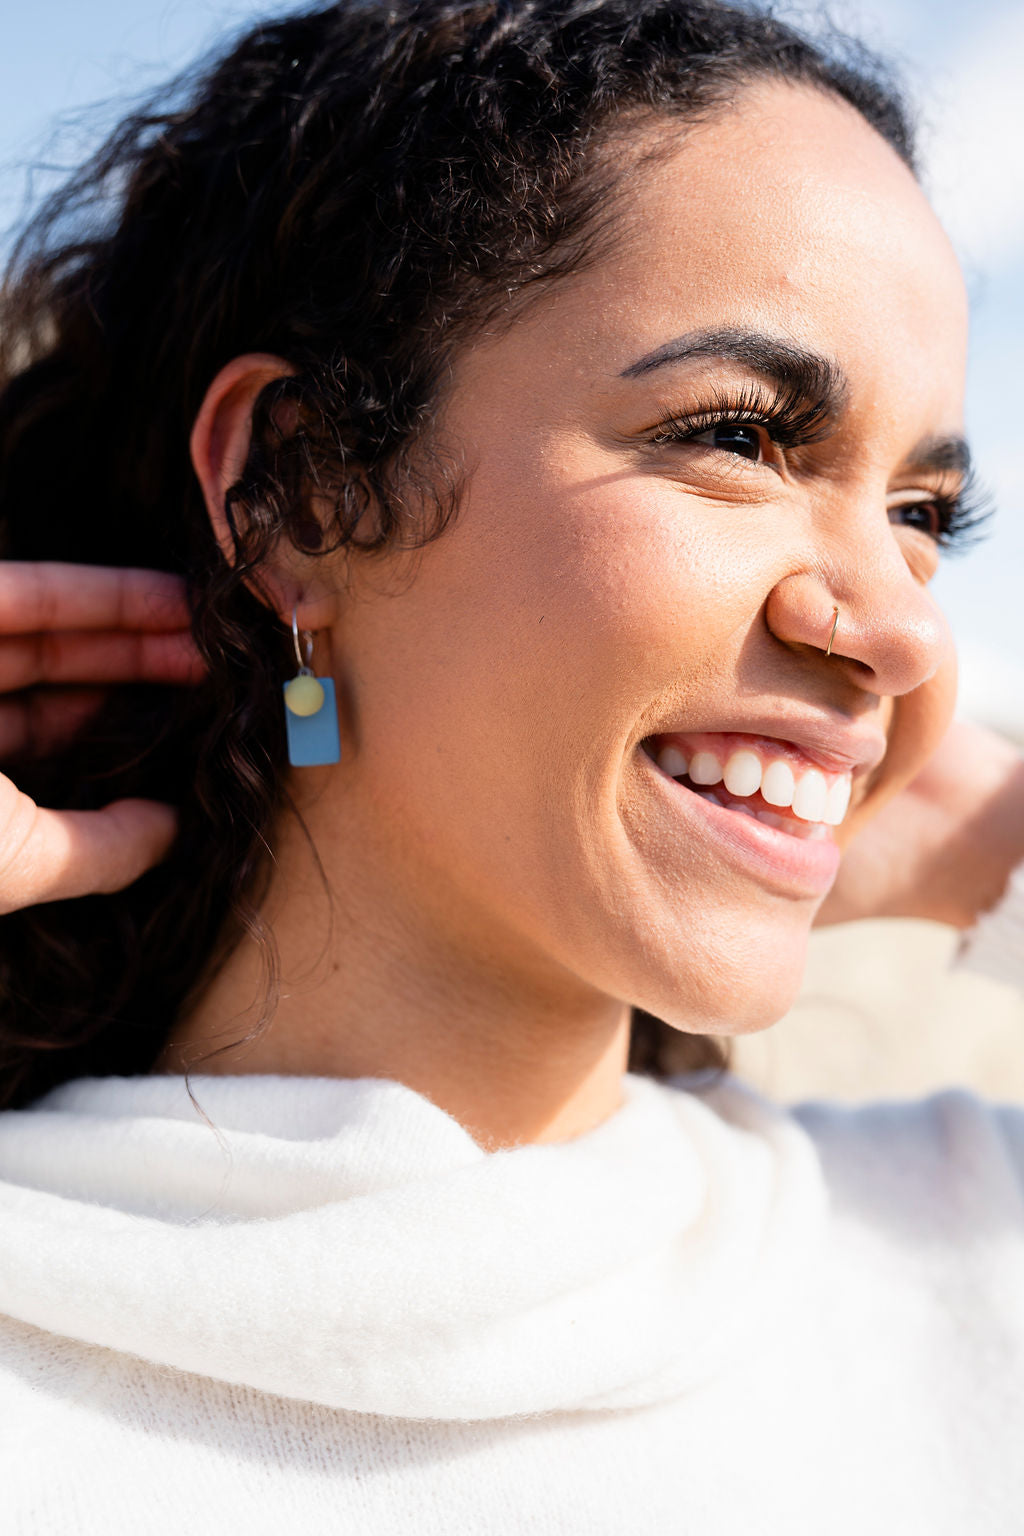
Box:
<box><xmin>2</xmin><ymin>0</ymin><xmax>1021</xmax><ymax>729</ymax></box>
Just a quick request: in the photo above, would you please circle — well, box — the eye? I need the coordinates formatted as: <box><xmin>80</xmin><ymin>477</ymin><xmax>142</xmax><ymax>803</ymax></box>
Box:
<box><xmin>888</xmin><ymin>499</ymin><xmax>941</xmax><ymax>539</ymax></box>
<box><xmin>691</xmin><ymin>423</ymin><xmax>764</xmax><ymax>462</ymax></box>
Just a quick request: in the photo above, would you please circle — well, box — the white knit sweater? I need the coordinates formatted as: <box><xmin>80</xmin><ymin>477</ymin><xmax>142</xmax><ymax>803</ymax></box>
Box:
<box><xmin>3</xmin><ymin>879</ymin><xmax>1024</xmax><ymax>1534</ymax></box>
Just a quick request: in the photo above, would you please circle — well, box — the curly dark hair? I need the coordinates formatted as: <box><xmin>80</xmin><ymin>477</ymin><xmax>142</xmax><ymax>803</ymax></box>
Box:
<box><xmin>0</xmin><ymin>0</ymin><xmax>917</xmax><ymax>1108</ymax></box>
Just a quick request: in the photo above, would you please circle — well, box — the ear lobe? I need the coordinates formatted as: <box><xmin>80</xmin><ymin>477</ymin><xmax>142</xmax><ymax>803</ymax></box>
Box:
<box><xmin>190</xmin><ymin>353</ymin><xmax>296</xmax><ymax>565</ymax></box>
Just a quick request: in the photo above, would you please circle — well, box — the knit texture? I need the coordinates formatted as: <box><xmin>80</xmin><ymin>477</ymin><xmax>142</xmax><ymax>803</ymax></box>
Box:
<box><xmin>0</xmin><ymin>1071</ymin><xmax>826</xmax><ymax>1420</ymax></box>
<box><xmin>3</xmin><ymin>870</ymin><xmax>1024</xmax><ymax>1532</ymax></box>
<box><xmin>4</xmin><ymin>1071</ymin><xmax>1024</xmax><ymax>1531</ymax></box>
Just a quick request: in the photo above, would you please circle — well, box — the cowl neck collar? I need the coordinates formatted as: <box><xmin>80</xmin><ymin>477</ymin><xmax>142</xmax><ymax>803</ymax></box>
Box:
<box><xmin>0</xmin><ymin>1070</ymin><xmax>826</xmax><ymax>1419</ymax></box>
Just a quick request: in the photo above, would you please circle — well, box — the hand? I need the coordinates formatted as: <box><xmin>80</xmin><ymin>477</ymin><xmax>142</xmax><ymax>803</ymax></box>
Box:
<box><xmin>818</xmin><ymin>718</ymin><xmax>1024</xmax><ymax>930</ymax></box>
<box><xmin>0</xmin><ymin>562</ymin><xmax>203</xmax><ymax>914</ymax></box>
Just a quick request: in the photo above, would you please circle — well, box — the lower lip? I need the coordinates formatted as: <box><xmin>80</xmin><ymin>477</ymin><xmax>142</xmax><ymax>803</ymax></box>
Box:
<box><xmin>639</xmin><ymin>749</ymin><xmax>841</xmax><ymax>898</ymax></box>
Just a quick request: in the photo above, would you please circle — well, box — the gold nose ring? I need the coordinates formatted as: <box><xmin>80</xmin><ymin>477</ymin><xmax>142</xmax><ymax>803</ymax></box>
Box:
<box><xmin>826</xmin><ymin>606</ymin><xmax>840</xmax><ymax>657</ymax></box>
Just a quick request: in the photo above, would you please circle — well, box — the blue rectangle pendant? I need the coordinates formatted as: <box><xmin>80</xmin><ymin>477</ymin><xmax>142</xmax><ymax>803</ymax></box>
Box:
<box><xmin>284</xmin><ymin>678</ymin><xmax>341</xmax><ymax>766</ymax></box>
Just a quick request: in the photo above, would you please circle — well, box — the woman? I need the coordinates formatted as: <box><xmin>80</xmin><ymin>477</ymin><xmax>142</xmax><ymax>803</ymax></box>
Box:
<box><xmin>1</xmin><ymin>0</ymin><xmax>1023</xmax><ymax>1528</ymax></box>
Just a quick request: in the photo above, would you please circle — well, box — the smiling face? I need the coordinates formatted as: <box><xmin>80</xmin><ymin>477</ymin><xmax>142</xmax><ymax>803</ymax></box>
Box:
<box><xmin>319</xmin><ymin>81</ymin><xmax>968</xmax><ymax>1040</ymax></box>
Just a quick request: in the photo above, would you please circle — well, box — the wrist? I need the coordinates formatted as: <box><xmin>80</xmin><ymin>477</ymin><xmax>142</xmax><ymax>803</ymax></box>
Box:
<box><xmin>957</xmin><ymin>756</ymin><xmax>1024</xmax><ymax>929</ymax></box>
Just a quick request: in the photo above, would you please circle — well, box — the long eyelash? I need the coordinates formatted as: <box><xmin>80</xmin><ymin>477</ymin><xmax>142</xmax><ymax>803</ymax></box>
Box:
<box><xmin>649</xmin><ymin>379</ymin><xmax>834</xmax><ymax>451</ymax></box>
<box><xmin>649</xmin><ymin>382</ymin><xmax>995</xmax><ymax>554</ymax></box>
<box><xmin>927</xmin><ymin>465</ymin><xmax>995</xmax><ymax>554</ymax></box>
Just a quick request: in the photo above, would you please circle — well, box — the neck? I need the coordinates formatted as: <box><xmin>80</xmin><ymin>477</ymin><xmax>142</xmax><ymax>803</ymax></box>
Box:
<box><xmin>154</xmin><ymin>781</ymin><xmax>632</xmax><ymax>1150</ymax></box>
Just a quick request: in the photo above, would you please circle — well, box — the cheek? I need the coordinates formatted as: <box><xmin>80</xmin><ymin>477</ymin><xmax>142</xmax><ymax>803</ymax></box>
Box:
<box><xmin>338</xmin><ymin>467</ymin><xmax>768</xmax><ymax>883</ymax></box>
<box><xmin>451</xmin><ymin>468</ymin><xmax>770</xmax><ymax>734</ymax></box>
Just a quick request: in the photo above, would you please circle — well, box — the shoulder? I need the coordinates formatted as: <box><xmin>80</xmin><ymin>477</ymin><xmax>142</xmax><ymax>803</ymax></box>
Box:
<box><xmin>789</xmin><ymin>1085</ymin><xmax>1024</xmax><ymax>1238</ymax></box>
<box><xmin>671</xmin><ymin>1067</ymin><xmax>1024</xmax><ymax>1240</ymax></box>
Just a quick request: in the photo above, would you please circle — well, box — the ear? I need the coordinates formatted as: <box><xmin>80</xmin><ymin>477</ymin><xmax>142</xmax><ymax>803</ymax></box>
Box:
<box><xmin>189</xmin><ymin>354</ymin><xmax>339</xmax><ymax>632</ymax></box>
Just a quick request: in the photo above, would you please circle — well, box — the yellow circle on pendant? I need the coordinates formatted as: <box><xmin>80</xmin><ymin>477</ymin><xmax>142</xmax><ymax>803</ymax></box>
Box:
<box><xmin>284</xmin><ymin>674</ymin><xmax>325</xmax><ymax>717</ymax></box>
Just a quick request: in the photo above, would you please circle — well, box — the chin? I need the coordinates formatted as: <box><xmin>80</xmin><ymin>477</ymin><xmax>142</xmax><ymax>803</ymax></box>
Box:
<box><xmin>619</xmin><ymin>901</ymin><xmax>815</xmax><ymax>1042</ymax></box>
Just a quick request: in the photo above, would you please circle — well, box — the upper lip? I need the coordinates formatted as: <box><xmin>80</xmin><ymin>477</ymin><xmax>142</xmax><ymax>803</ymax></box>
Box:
<box><xmin>645</xmin><ymin>715</ymin><xmax>889</xmax><ymax>779</ymax></box>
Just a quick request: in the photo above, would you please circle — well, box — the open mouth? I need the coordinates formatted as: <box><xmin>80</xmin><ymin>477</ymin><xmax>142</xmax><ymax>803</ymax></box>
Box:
<box><xmin>642</xmin><ymin>732</ymin><xmax>853</xmax><ymax>843</ymax></box>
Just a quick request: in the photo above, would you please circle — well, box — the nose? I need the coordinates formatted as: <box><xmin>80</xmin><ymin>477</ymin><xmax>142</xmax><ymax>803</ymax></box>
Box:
<box><xmin>763</xmin><ymin>560</ymin><xmax>953</xmax><ymax>700</ymax></box>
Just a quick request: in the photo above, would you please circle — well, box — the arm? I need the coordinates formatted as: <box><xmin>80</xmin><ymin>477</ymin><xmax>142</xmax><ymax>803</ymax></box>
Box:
<box><xmin>0</xmin><ymin>563</ymin><xmax>202</xmax><ymax>913</ymax></box>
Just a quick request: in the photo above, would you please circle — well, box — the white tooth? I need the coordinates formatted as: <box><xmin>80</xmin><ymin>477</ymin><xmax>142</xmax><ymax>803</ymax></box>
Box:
<box><xmin>723</xmin><ymin>749</ymin><xmax>762</xmax><ymax>799</ymax></box>
<box><xmin>689</xmin><ymin>750</ymin><xmax>724</xmax><ymax>786</ymax></box>
<box><xmin>696</xmin><ymin>790</ymin><xmax>723</xmax><ymax>805</ymax></box>
<box><xmin>754</xmin><ymin>809</ymin><xmax>787</xmax><ymax>829</ymax></box>
<box><xmin>824</xmin><ymin>775</ymin><xmax>852</xmax><ymax>826</ymax></box>
<box><xmin>761</xmin><ymin>759</ymin><xmax>796</xmax><ymax>808</ymax></box>
<box><xmin>725</xmin><ymin>799</ymin><xmax>757</xmax><ymax>818</ymax></box>
<box><xmin>792</xmin><ymin>770</ymin><xmax>828</xmax><ymax>822</ymax></box>
<box><xmin>807</xmin><ymin>824</ymin><xmax>830</xmax><ymax>841</ymax></box>
<box><xmin>656</xmin><ymin>745</ymin><xmax>689</xmax><ymax>778</ymax></box>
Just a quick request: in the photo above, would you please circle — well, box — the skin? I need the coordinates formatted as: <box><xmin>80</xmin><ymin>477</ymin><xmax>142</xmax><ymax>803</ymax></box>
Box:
<box><xmin>820</xmin><ymin>717</ymin><xmax>1024</xmax><ymax>929</ymax></box>
<box><xmin>0</xmin><ymin>564</ymin><xmax>201</xmax><ymax>911</ymax></box>
<box><xmin>144</xmin><ymin>81</ymin><xmax>1007</xmax><ymax>1147</ymax></box>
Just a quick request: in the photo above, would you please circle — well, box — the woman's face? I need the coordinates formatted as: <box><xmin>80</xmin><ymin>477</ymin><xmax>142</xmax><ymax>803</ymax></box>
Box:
<box><xmin>326</xmin><ymin>82</ymin><xmax>967</xmax><ymax>1038</ymax></box>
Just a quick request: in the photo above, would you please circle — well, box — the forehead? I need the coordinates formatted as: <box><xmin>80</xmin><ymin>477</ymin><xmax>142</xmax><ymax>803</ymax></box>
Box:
<box><xmin>522</xmin><ymin>82</ymin><xmax>968</xmax><ymax>413</ymax></box>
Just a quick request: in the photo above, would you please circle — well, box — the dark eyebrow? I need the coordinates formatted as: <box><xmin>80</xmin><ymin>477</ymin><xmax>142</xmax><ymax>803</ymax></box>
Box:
<box><xmin>620</xmin><ymin>326</ymin><xmax>847</xmax><ymax>416</ymax></box>
<box><xmin>904</xmin><ymin>433</ymin><xmax>973</xmax><ymax>480</ymax></box>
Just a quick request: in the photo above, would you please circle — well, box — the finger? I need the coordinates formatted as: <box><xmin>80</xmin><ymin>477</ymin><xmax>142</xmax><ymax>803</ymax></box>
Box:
<box><xmin>0</xmin><ymin>563</ymin><xmax>191</xmax><ymax>636</ymax></box>
<box><xmin>0</xmin><ymin>788</ymin><xmax>178</xmax><ymax>914</ymax></box>
<box><xmin>0</xmin><ymin>689</ymin><xmax>108</xmax><ymax>758</ymax></box>
<box><xmin>0</xmin><ymin>628</ymin><xmax>204</xmax><ymax>691</ymax></box>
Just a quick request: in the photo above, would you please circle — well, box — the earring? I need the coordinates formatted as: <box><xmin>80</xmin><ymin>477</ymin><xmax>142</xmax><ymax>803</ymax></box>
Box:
<box><xmin>825</xmin><ymin>606</ymin><xmax>840</xmax><ymax>658</ymax></box>
<box><xmin>283</xmin><ymin>608</ymin><xmax>341</xmax><ymax>766</ymax></box>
